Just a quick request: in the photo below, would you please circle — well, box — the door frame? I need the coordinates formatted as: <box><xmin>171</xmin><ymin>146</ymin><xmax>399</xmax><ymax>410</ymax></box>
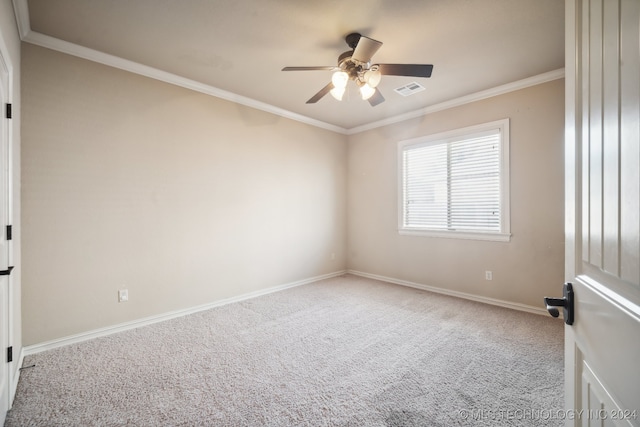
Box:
<box><xmin>0</xmin><ymin>25</ymin><xmax>14</xmax><ymax>421</ymax></box>
<box><xmin>564</xmin><ymin>1</ymin><xmax>579</xmax><ymax>415</ymax></box>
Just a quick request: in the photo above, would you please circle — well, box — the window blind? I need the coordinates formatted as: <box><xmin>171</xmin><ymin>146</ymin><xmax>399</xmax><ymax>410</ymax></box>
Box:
<box><xmin>402</xmin><ymin>129</ymin><xmax>501</xmax><ymax>232</ymax></box>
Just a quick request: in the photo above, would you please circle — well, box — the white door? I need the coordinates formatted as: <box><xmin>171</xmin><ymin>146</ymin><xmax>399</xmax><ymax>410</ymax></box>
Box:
<box><xmin>564</xmin><ymin>0</ymin><xmax>640</xmax><ymax>426</ymax></box>
<box><xmin>0</xmin><ymin>43</ymin><xmax>11</xmax><ymax>425</ymax></box>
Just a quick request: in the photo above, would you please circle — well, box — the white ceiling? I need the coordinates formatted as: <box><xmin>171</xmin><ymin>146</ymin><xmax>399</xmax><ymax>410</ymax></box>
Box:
<box><xmin>17</xmin><ymin>0</ymin><xmax>565</xmax><ymax>132</ymax></box>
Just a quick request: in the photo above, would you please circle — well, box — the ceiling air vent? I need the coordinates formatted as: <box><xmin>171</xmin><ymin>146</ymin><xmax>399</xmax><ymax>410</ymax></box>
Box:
<box><xmin>394</xmin><ymin>82</ymin><xmax>425</xmax><ymax>97</ymax></box>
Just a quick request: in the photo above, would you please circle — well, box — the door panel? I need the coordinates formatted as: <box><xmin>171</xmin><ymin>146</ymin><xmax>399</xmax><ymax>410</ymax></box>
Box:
<box><xmin>566</xmin><ymin>0</ymin><xmax>640</xmax><ymax>426</ymax></box>
<box><xmin>572</xmin><ymin>276</ymin><xmax>640</xmax><ymax>414</ymax></box>
<box><xmin>619</xmin><ymin>0</ymin><xmax>640</xmax><ymax>284</ymax></box>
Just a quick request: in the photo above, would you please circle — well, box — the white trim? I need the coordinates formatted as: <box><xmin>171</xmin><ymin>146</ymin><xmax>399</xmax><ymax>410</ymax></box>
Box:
<box><xmin>348</xmin><ymin>270</ymin><xmax>548</xmax><ymax>316</ymax></box>
<box><xmin>347</xmin><ymin>68</ymin><xmax>565</xmax><ymax>135</ymax></box>
<box><xmin>398</xmin><ymin>229</ymin><xmax>512</xmax><ymax>242</ymax></box>
<box><xmin>22</xmin><ymin>268</ymin><xmax>549</xmax><ymax>356</ymax></box>
<box><xmin>20</xmin><ymin>31</ymin><xmax>348</xmax><ymax>135</ymax></box>
<box><xmin>0</xmin><ymin>24</ymin><xmax>16</xmax><ymax>416</ymax></box>
<box><xmin>10</xmin><ymin>0</ymin><xmax>30</xmax><ymax>40</ymax></box>
<box><xmin>23</xmin><ymin>270</ymin><xmax>347</xmax><ymax>356</ymax></box>
<box><xmin>10</xmin><ymin>347</ymin><xmax>23</xmax><ymax>405</ymax></box>
<box><xmin>11</xmin><ymin>0</ymin><xmax>564</xmax><ymax>135</ymax></box>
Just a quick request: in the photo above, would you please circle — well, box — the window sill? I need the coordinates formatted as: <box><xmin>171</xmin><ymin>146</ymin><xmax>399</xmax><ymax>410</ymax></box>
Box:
<box><xmin>399</xmin><ymin>228</ymin><xmax>512</xmax><ymax>242</ymax></box>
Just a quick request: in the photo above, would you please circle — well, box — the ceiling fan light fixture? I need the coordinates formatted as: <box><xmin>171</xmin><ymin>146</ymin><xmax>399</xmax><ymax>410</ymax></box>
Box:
<box><xmin>282</xmin><ymin>32</ymin><xmax>433</xmax><ymax>106</ymax></box>
<box><xmin>360</xmin><ymin>83</ymin><xmax>376</xmax><ymax>100</ymax></box>
<box><xmin>330</xmin><ymin>86</ymin><xmax>345</xmax><ymax>101</ymax></box>
<box><xmin>331</xmin><ymin>71</ymin><xmax>349</xmax><ymax>89</ymax></box>
<box><xmin>364</xmin><ymin>69</ymin><xmax>382</xmax><ymax>88</ymax></box>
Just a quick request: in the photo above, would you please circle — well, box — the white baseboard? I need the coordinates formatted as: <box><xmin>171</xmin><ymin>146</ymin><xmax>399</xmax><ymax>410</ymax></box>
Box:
<box><xmin>22</xmin><ymin>268</ymin><xmax>547</xmax><ymax>357</ymax></box>
<box><xmin>23</xmin><ymin>270</ymin><xmax>347</xmax><ymax>356</ymax></box>
<box><xmin>347</xmin><ymin>270</ymin><xmax>548</xmax><ymax>316</ymax></box>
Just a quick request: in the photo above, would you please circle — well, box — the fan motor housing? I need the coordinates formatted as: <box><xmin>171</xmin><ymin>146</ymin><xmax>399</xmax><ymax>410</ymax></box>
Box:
<box><xmin>345</xmin><ymin>32</ymin><xmax>361</xmax><ymax>49</ymax></box>
<box><xmin>338</xmin><ymin>50</ymin><xmax>353</xmax><ymax>65</ymax></box>
<box><xmin>338</xmin><ymin>50</ymin><xmax>366</xmax><ymax>80</ymax></box>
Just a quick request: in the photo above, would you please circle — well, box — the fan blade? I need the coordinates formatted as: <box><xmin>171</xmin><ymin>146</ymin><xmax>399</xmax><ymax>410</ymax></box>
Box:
<box><xmin>352</xmin><ymin>36</ymin><xmax>383</xmax><ymax>63</ymax></box>
<box><xmin>306</xmin><ymin>82</ymin><xmax>334</xmax><ymax>104</ymax></box>
<box><xmin>377</xmin><ymin>64</ymin><xmax>434</xmax><ymax>78</ymax></box>
<box><xmin>282</xmin><ymin>66</ymin><xmax>337</xmax><ymax>71</ymax></box>
<box><xmin>368</xmin><ymin>89</ymin><xmax>385</xmax><ymax>107</ymax></box>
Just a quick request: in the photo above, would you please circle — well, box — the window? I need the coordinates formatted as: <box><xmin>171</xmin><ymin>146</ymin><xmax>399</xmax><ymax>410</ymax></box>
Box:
<box><xmin>398</xmin><ymin>119</ymin><xmax>510</xmax><ymax>241</ymax></box>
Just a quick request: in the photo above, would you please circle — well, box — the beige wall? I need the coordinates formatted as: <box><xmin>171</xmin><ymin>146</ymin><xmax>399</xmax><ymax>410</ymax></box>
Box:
<box><xmin>347</xmin><ymin>79</ymin><xmax>565</xmax><ymax>308</ymax></box>
<box><xmin>21</xmin><ymin>41</ymin><xmax>564</xmax><ymax>346</ymax></box>
<box><xmin>21</xmin><ymin>44</ymin><xmax>347</xmax><ymax>345</ymax></box>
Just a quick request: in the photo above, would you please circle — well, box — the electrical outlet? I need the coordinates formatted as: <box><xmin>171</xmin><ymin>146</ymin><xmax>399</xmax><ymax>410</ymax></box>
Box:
<box><xmin>118</xmin><ymin>289</ymin><xmax>129</xmax><ymax>302</ymax></box>
<box><xmin>485</xmin><ymin>271</ymin><xmax>493</xmax><ymax>281</ymax></box>
<box><xmin>331</xmin><ymin>252</ymin><xmax>336</xmax><ymax>260</ymax></box>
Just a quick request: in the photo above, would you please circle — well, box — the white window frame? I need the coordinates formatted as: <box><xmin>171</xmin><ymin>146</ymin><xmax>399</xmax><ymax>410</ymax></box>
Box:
<box><xmin>398</xmin><ymin>119</ymin><xmax>511</xmax><ymax>242</ymax></box>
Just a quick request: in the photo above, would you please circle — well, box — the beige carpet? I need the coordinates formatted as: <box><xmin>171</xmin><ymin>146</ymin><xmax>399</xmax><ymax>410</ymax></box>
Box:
<box><xmin>5</xmin><ymin>274</ymin><xmax>563</xmax><ymax>426</ymax></box>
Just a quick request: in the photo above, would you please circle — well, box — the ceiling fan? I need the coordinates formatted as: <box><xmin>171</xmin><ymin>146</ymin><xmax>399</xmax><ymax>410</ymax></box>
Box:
<box><xmin>282</xmin><ymin>32</ymin><xmax>434</xmax><ymax>107</ymax></box>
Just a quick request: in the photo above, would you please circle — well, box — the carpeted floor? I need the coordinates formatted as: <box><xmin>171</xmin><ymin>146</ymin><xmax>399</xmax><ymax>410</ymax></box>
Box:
<box><xmin>5</xmin><ymin>274</ymin><xmax>564</xmax><ymax>426</ymax></box>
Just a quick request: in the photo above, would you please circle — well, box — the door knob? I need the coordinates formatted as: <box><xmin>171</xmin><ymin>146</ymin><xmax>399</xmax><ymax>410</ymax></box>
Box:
<box><xmin>543</xmin><ymin>282</ymin><xmax>574</xmax><ymax>325</ymax></box>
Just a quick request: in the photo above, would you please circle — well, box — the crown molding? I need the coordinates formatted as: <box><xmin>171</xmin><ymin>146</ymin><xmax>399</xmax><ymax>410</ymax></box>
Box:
<box><xmin>12</xmin><ymin>0</ymin><xmax>564</xmax><ymax>135</ymax></box>
<box><xmin>21</xmin><ymin>31</ymin><xmax>349</xmax><ymax>134</ymax></box>
<box><xmin>11</xmin><ymin>0</ymin><xmax>30</xmax><ymax>40</ymax></box>
<box><xmin>11</xmin><ymin>0</ymin><xmax>348</xmax><ymax>135</ymax></box>
<box><xmin>346</xmin><ymin>68</ymin><xmax>565</xmax><ymax>135</ymax></box>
